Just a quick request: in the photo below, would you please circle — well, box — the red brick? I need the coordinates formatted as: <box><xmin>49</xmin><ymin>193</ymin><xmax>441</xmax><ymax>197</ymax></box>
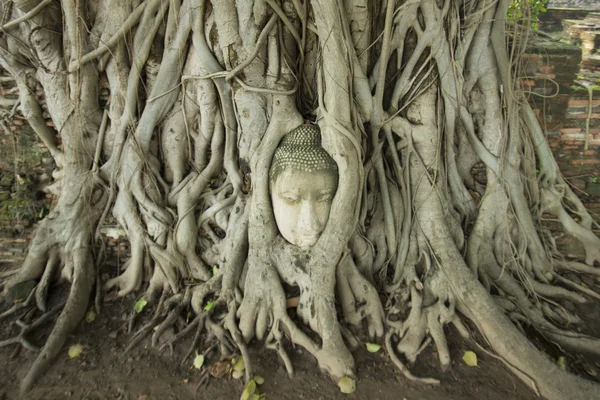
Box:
<box><xmin>534</xmin><ymin>73</ymin><xmax>556</xmax><ymax>79</ymax></box>
<box><xmin>568</xmin><ymin>99</ymin><xmax>600</xmax><ymax>107</ymax></box>
<box><xmin>520</xmin><ymin>79</ymin><xmax>536</xmax><ymax>87</ymax></box>
<box><xmin>572</xmin><ymin>159</ymin><xmax>600</xmax><ymax>165</ymax></box>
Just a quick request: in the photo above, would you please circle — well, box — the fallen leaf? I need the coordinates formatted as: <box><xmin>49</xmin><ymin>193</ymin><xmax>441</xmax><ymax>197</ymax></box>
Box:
<box><xmin>182</xmin><ymin>378</ymin><xmax>189</xmax><ymax>384</ymax></box>
<box><xmin>556</xmin><ymin>356</ymin><xmax>567</xmax><ymax>370</ymax></box>
<box><xmin>209</xmin><ymin>360</ymin><xmax>231</xmax><ymax>378</ymax></box>
<box><xmin>462</xmin><ymin>350</ymin><xmax>478</xmax><ymax>367</ymax></box>
<box><xmin>134</xmin><ymin>299</ymin><xmax>147</xmax><ymax>313</ymax></box>
<box><xmin>204</xmin><ymin>300</ymin><xmax>215</xmax><ymax>311</ymax></box>
<box><xmin>242</xmin><ymin>379</ymin><xmax>257</xmax><ymax>400</ymax></box>
<box><xmin>193</xmin><ymin>353</ymin><xmax>205</xmax><ymax>370</ymax></box>
<box><xmin>68</xmin><ymin>344</ymin><xmax>83</xmax><ymax>359</ymax></box>
<box><xmin>254</xmin><ymin>375</ymin><xmax>265</xmax><ymax>385</ymax></box>
<box><xmin>85</xmin><ymin>310</ymin><xmax>96</xmax><ymax>323</ymax></box>
<box><xmin>232</xmin><ymin>369</ymin><xmax>244</xmax><ymax>380</ymax></box>
<box><xmin>233</xmin><ymin>356</ymin><xmax>245</xmax><ymax>372</ymax></box>
<box><xmin>366</xmin><ymin>342</ymin><xmax>381</xmax><ymax>353</ymax></box>
<box><xmin>338</xmin><ymin>376</ymin><xmax>355</xmax><ymax>394</ymax></box>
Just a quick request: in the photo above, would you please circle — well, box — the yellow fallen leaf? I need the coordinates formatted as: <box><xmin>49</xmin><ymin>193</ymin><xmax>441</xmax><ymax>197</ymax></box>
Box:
<box><xmin>338</xmin><ymin>376</ymin><xmax>355</xmax><ymax>394</ymax></box>
<box><xmin>233</xmin><ymin>356</ymin><xmax>245</xmax><ymax>372</ymax></box>
<box><xmin>193</xmin><ymin>353</ymin><xmax>205</xmax><ymax>370</ymax></box>
<box><xmin>68</xmin><ymin>344</ymin><xmax>83</xmax><ymax>359</ymax></box>
<box><xmin>242</xmin><ymin>379</ymin><xmax>257</xmax><ymax>400</ymax></box>
<box><xmin>463</xmin><ymin>350</ymin><xmax>478</xmax><ymax>367</ymax></box>
<box><xmin>556</xmin><ymin>356</ymin><xmax>567</xmax><ymax>370</ymax></box>
<box><xmin>85</xmin><ymin>310</ymin><xmax>96</xmax><ymax>323</ymax></box>
<box><xmin>366</xmin><ymin>342</ymin><xmax>381</xmax><ymax>353</ymax></box>
<box><xmin>232</xmin><ymin>369</ymin><xmax>244</xmax><ymax>380</ymax></box>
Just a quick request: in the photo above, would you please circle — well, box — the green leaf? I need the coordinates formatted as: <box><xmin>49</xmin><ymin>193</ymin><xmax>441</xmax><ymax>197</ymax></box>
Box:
<box><xmin>134</xmin><ymin>299</ymin><xmax>148</xmax><ymax>313</ymax></box>
<box><xmin>463</xmin><ymin>350</ymin><xmax>478</xmax><ymax>367</ymax></box>
<box><xmin>68</xmin><ymin>344</ymin><xmax>83</xmax><ymax>359</ymax></box>
<box><xmin>254</xmin><ymin>375</ymin><xmax>265</xmax><ymax>385</ymax></box>
<box><xmin>366</xmin><ymin>342</ymin><xmax>381</xmax><ymax>353</ymax></box>
<box><xmin>212</xmin><ymin>265</ymin><xmax>219</xmax><ymax>276</ymax></box>
<box><xmin>242</xmin><ymin>380</ymin><xmax>257</xmax><ymax>400</ymax></box>
<box><xmin>193</xmin><ymin>353</ymin><xmax>205</xmax><ymax>369</ymax></box>
<box><xmin>204</xmin><ymin>300</ymin><xmax>215</xmax><ymax>311</ymax></box>
<box><xmin>338</xmin><ymin>376</ymin><xmax>356</xmax><ymax>394</ymax></box>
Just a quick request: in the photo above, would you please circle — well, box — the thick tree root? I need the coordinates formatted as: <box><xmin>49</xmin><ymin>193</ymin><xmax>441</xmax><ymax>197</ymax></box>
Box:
<box><xmin>2</xmin><ymin>0</ymin><xmax>600</xmax><ymax>399</ymax></box>
<box><xmin>20</xmin><ymin>248</ymin><xmax>94</xmax><ymax>393</ymax></box>
<box><xmin>0</xmin><ymin>301</ymin><xmax>65</xmax><ymax>353</ymax></box>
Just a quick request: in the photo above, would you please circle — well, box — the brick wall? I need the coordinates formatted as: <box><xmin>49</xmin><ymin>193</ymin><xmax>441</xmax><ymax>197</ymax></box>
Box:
<box><xmin>521</xmin><ymin>40</ymin><xmax>582</xmax><ymax>136</ymax></box>
<box><xmin>522</xmin><ymin>35</ymin><xmax>600</xmax><ymax>224</ymax></box>
<box><xmin>539</xmin><ymin>9</ymin><xmax>596</xmax><ymax>33</ymax></box>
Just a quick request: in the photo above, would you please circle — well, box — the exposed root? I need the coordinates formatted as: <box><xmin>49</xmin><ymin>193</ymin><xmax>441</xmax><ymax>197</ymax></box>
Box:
<box><xmin>2</xmin><ymin>0</ymin><xmax>600</xmax><ymax>399</ymax></box>
<box><xmin>21</xmin><ymin>248</ymin><xmax>95</xmax><ymax>394</ymax></box>
<box><xmin>0</xmin><ymin>284</ymin><xmax>36</xmax><ymax>321</ymax></box>
<box><xmin>385</xmin><ymin>331</ymin><xmax>440</xmax><ymax>385</ymax></box>
<box><xmin>0</xmin><ymin>301</ymin><xmax>65</xmax><ymax>353</ymax></box>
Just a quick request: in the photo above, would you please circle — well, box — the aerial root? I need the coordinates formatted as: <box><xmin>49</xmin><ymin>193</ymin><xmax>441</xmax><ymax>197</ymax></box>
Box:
<box><xmin>20</xmin><ymin>248</ymin><xmax>95</xmax><ymax>394</ymax></box>
<box><xmin>126</xmin><ymin>290</ymin><xmax>170</xmax><ymax>352</ymax></box>
<box><xmin>265</xmin><ymin>320</ymin><xmax>294</xmax><ymax>378</ymax></box>
<box><xmin>226</xmin><ymin>300</ymin><xmax>253</xmax><ymax>382</ymax></box>
<box><xmin>336</xmin><ymin>253</ymin><xmax>385</xmax><ymax>340</ymax></box>
<box><xmin>385</xmin><ymin>331</ymin><xmax>440</xmax><ymax>385</ymax></box>
<box><xmin>485</xmin><ymin>261</ymin><xmax>600</xmax><ymax>356</ymax></box>
<box><xmin>1</xmin><ymin>285</ymin><xmax>37</xmax><ymax>320</ymax></box>
<box><xmin>181</xmin><ymin>315</ymin><xmax>209</xmax><ymax>365</ymax></box>
<box><xmin>0</xmin><ymin>268</ymin><xmax>18</xmax><ymax>279</ymax></box>
<box><xmin>0</xmin><ymin>301</ymin><xmax>65</xmax><ymax>353</ymax></box>
<box><xmin>35</xmin><ymin>249</ymin><xmax>60</xmax><ymax>312</ymax></box>
<box><xmin>555</xmin><ymin>260</ymin><xmax>600</xmax><ymax>279</ymax></box>
<box><xmin>160</xmin><ymin>314</ymin><xmax>202</xmax><ymax>352</ymax></box>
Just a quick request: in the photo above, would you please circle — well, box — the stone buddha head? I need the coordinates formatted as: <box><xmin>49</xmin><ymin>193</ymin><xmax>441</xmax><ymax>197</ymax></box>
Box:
<box><xmin>269</xmin><ymin>124</ymin><xmax>339</xmax><ymax>250</ymax></box>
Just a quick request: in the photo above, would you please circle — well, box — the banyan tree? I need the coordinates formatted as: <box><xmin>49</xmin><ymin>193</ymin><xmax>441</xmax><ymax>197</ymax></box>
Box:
<box><xmin>0</xmin><ymin>0</ymin><xmax>599</xmax><ymax>398</ymax></box>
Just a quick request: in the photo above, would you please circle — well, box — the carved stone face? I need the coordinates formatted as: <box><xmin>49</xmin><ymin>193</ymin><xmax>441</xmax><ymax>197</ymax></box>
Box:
<box><xmin>270</xmin><ymin>168</ymin><xmax>337</xmax><ymax>250</ymax></box>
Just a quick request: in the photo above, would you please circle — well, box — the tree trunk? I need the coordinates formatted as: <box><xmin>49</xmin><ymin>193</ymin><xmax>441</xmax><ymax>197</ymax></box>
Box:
<box><xmin>1</xmin><ymin>0</ymin><xmax>599</xmax><ymax>398</ymax></box>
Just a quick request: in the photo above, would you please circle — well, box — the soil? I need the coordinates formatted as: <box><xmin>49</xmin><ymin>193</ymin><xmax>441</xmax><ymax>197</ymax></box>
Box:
<box><xmin>0</xmin><ymin>261</ymin><xmax>598</xmax><ymax>400</ymax></box>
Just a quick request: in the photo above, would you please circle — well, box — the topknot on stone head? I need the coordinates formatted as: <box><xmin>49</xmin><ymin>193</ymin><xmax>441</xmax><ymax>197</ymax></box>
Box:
<box><xmin>269</xmin><ymin>124</ymin><xmax>338</xmax><ymax>183</ymax></box>
<box><xmin>279</xmin><ymin>124</ymin><xmax>322</xmax><ymax>147</ymax></box>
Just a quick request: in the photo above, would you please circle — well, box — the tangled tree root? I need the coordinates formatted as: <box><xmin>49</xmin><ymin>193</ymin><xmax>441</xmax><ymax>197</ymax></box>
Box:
<box><xmin>0</xmin><ymin>0</ymin><xmax>600</xmax><ymax>400</ymax></box>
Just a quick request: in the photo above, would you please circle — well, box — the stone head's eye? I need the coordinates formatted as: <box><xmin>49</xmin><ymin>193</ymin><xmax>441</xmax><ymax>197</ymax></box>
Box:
<box><xmin>282</xmin><ymin>193</ymin><xmax>300</xmax><ymax>203</ymax></box>
<box><xmin>318</xmin><ymin>193</ymin><xmax>332</xmax><ymax>203</ymax></box>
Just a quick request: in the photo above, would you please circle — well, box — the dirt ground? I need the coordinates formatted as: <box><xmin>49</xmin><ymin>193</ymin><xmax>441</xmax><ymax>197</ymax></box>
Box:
<box><xmin>1</xmin><ymin>260</ymin><xmax>598</xmax><ymax>400</ymax></box>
